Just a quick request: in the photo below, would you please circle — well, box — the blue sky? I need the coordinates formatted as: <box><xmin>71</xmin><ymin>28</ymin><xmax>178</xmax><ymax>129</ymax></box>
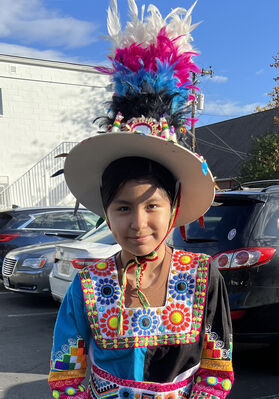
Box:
<box><xmin>1</xmin><ymin>0</ymin><xmax>278</xmax><ymax>126</ymax></box>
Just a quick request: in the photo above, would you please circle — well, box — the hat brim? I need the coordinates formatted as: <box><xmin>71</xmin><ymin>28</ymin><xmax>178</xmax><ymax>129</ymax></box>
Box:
<box><xmin>64</xmin><ymin>133</ymin><xmax>215</xmax><ymax>226</ymax></box>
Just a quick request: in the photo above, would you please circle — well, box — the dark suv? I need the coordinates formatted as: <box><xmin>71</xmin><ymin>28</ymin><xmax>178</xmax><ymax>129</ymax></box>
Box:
<box><xmin>0</xmin><ymin>207</ymin><xmax>98</xmax><ymax>277</ymax></box>
<box><xmin>168</xmin><ymin>182</ymin><xmax>279</xmax><ymax>343</ymax></box>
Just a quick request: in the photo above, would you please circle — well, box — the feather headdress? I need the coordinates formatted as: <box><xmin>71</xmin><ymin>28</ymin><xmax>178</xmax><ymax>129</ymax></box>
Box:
<box><xmin>96</xmin><ymin>0</ymin><xmax>201</xmax><ymax>130</ymax></box>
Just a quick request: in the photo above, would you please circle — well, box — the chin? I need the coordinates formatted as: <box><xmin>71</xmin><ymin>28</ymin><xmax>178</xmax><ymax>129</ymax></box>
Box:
<box><xmin>126</xmin><ymin>244</ymin><xmax>155</xmax><ymax>258</ymax></box>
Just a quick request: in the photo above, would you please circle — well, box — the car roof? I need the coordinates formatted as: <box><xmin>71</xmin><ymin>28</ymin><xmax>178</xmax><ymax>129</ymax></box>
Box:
<box><xmin>0</xmin><ymin>206</ymin><xmax>87</xmax><ymax>213</ymax></box>
<box><xmin>216</xmin><ymin>184</ymin><xmax>279</xmax><ymax>201</ymax></box>
<box><xmin>216</xmin><ymin>190</ymin><xmax>267</xmax><ymax>199</ymax></box>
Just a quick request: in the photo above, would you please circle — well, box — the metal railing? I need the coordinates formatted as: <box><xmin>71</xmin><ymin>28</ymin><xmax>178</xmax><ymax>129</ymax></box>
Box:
<box><xmin>0</xmin><ymin>142</ymin><xmax>78</xmax><ymax>209</ymax></box>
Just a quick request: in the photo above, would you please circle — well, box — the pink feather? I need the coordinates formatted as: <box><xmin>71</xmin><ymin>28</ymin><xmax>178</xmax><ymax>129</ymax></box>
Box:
<box><xmin>113</xmin><ymin>28</ymin><xmax>200</xmax><ymax>87</ymax></box>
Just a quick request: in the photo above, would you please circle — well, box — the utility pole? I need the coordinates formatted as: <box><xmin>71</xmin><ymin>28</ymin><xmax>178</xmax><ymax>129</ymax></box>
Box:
<box><xmin>191</xmin><ymin>66</ymin><xmax>213</xmax><ymax>152</ymax></box>
<box><xmin>191</xmin><ymin>72</ymin><xmax>197</xmax><ymax>153</ymax></box>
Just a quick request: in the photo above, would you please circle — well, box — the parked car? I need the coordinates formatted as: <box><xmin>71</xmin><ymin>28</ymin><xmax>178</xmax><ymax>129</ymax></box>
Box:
<box><xmin>168</xmin><ymin>182</ymin><xmax>279</xmax><ymax>343</ymax></box>
<box><xmin>50</xmin><ymin>223</ymin><xmax>121</xmax><ymax>302</ymax></box>
<box><xmin>0</xmin><ymin>206</ymin><xmax>98</xmax><ymax>278</ymax></box>
<box><xmin>2</xmin><ymin>241</ymin><xmax>68</xmax><ymax>295</ymax></box>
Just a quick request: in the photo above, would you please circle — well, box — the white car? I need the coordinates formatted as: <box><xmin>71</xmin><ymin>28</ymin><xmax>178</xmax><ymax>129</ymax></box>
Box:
<box><xmin>49</xmin><ymin>224</ymin><xmax>121</xmax><ymax>302</ymax></box>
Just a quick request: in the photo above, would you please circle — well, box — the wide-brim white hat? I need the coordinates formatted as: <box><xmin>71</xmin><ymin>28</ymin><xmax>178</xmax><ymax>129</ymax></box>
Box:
<box><xmin>64</xmin><ymin>132</ymin><xmax>215</xmax><ymax>226</ymax></box>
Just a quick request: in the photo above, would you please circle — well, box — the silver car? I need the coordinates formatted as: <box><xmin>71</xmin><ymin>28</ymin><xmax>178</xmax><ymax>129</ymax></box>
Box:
<box><xmin>2</xmin><ymin>211</ymin><xmax>99</xmax><ymax>294</ymax></box>
<box><xmin>50</xmin><ymin>224</ymin><xmax>121</xmax><ymax>302</ymax></box>
<box><xmin>2</xmin><ymin>242</ymin><xmax>61</xmax><ymax>295</ymax></box>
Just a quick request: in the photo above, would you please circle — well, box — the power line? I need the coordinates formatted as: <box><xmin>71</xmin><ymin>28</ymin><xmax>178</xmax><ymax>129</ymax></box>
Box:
<box><xmin>196</xmin><ymin>137</ymin><xmax>248</xmax><ymax>157</ymax></box>
<box><xmin>204</xmin><ymin>125</ymin><xmax>245</xmax><ymax>160</ymax></box>
<box><xmin>186</xmin><ymin>129</ymin><xmax>248</xmax><ymax>157</ymax></box>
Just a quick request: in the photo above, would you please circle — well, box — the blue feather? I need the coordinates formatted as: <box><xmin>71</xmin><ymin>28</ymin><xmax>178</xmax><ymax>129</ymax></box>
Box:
<box><xmin>112</xmin><ymin>59</ymin><xmax>191</xmax><ymax>115</ymax></box>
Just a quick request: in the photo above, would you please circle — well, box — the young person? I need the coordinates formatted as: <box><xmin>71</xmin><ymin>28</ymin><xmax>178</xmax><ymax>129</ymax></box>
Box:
<box><xmin>48</xmin><ymin>2</ymin><xmax>234</xmax><ymax>398</ymax></box>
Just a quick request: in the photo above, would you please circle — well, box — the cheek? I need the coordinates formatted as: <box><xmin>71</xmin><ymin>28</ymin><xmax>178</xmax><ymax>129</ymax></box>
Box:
<box><xmin>152</xmin><ymin>209</ymin><xmax>171</xmax><ymax>233</ymax></box>
<box><xmin>106</xmin><ymin>213</ymin><xmax>126</xmax><ymax>238</ymax></box>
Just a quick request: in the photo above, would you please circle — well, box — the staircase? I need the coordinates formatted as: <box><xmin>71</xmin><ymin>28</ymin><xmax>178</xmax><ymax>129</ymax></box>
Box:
<box><xmin>0</xmin><ymin>142</ymin><xmax>78</xmax><ymax>209</ymax></box>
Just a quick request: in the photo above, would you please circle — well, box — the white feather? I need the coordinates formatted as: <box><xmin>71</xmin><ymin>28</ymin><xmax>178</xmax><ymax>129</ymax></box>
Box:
<box><xmin>123</xmin><ymin>0</ymin><xmax>146</xmax><ymax>47</ymax></box>
<box><xmin>165</xmin><ymin>2</ymin><xmax>200</xmax><ymax>53</ymax></box>
<box><xmin>165</xmin><ymin>7</ymin><xmax>188</xmax><ymax>22</ymax></box>
<box><xmin>105</xmin><ymin>0</ymin><xmax>199</xmax><ymax>54</ymax></box>
<box><xmin>107</xmin><ymin>0</ymin><xmax>122</xmax><ymax>49</ymax></box>
<box><xmin>145</xmin><ymin>4</ymin><xmax>165</xmax><ymax>43</ymax></box>
<box><xmin>141</xmin><ymin>5</ymin><xmax>145</xmax><ymax>23</ymax></box>
<box><xmin>128</xmin><ymin>0</ymin><xmax>138</xmax><ymax>19</ymax></box>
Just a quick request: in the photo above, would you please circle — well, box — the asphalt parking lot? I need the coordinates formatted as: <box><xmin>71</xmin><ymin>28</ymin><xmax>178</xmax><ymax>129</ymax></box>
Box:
<box><xmin>1</xmin><ymin>280</ymin><xmax>279</xmax><ymax>399</ymax></box>
<box><xmin>0</xmin><ymin>281</ymin><xmax>58</xmax><ymax>399</ymax></box>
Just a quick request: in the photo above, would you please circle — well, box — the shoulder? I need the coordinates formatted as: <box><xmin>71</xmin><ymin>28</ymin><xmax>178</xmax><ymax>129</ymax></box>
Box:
<box><xmin>76</xmin><ymin>255</ymin><xmax>117</xmax><ymax>277</ymax></box>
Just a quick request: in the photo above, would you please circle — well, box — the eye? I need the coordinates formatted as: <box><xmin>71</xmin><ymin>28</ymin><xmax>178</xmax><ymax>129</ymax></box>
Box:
<box><xmin>117</xmin><ymin>206</ymin><xmax>129</xmax><ymax>212</ymax></box>
<box><xmin>147</xmin><ymin>203</ymin><xmax>158</xmax><ymax>209</ymax></box>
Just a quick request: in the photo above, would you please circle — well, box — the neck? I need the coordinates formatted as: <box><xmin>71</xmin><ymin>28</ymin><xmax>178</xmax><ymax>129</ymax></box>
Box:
<box><xmin>120</xmin><ymin>244</ymin><xmax>167</xmax><ymax>272</ymax></box>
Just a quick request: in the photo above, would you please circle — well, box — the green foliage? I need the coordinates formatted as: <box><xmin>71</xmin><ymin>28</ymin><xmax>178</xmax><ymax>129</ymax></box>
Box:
<box><xmin>256</xmin><ymin>51</ymin><xmax>279</xmax><ymax>115</ymax></box>
<box><xmin>239</xmin><ymin>131</ymin><xmax>279</xmax><ymax>182</ymax></box>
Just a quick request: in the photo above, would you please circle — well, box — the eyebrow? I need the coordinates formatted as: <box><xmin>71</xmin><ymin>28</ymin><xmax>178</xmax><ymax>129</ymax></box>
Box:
<box><xmin>112</xmin><ymin>199</ymin><xmax>132</xmax><ymax>205</ymax></box>
<box><xmin>112</xmin><ymin>196</ymin><xmax>165</xmax><ymax>205</ymax></box>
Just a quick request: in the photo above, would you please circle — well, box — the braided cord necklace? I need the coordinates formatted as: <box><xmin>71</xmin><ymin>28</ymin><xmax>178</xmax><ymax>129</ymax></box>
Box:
<box><xmin>117</xmin><ymin>184</ymin><xmax>181</xmax><ymax>335</ymax></box>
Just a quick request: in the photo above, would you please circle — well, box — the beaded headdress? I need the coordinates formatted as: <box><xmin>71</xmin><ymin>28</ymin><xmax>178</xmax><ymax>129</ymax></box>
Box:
<box><xmin>95</xmin><ymin>0</ymin><xmax>200</xmax><ymax>139</ymax></box>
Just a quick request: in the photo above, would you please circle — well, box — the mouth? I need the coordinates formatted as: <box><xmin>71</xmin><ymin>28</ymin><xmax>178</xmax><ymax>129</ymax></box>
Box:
<box><xmin>128</xmin><ymin>235</ymin><xmax>152</xmax><ymax>243</ymax></box>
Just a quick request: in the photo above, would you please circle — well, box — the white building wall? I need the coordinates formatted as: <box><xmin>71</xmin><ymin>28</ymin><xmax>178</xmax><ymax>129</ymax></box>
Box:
<box><xmin>0</xmin><ymin>55</ymin><xmax>111</xmax><ymax>184</ymax></box>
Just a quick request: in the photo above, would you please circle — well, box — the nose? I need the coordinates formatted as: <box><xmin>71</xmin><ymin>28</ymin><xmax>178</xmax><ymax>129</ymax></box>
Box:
<box><xmin>130</xmin><ymin>208</ymin><xmax>147</xmax><ymax>231</ymax></box>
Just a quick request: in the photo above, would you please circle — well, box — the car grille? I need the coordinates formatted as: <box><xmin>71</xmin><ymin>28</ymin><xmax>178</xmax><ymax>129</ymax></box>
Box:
<box><xmin>3</xmin><ymin>258</ymin><xmax>17</xmax><ymax>276</ymax></box>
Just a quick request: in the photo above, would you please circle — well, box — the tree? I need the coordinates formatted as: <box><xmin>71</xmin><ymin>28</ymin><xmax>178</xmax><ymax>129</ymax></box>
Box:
<box><xmin>239</xmin><ymin>131</ymin><xmax>279</xmax><ymax>182</ymax></box>
<box><xmin>255</xmin><ymin>52</ymin><xmax>279</xmax><ymax>123</ymax></box>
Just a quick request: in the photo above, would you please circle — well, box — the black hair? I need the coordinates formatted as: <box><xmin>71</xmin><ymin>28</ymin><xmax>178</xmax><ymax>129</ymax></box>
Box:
<box><xmin>101</xmin><ymin>157</ymin><xmax>177</xmax><ymax>212</ymax></box>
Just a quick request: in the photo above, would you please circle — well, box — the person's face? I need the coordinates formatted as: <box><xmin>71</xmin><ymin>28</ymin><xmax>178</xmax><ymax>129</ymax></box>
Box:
<box><xmin>106</xmin><ymin>180</ymin><xmax>172</xmax><ymax>258</ymax></box>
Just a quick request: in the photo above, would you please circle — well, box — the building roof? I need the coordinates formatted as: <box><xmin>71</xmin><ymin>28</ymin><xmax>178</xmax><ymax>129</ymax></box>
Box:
<box><xmin>194</xmin><ymin>108</ymin><xmax>279</xmax><ymax>179</ymax></box>
<box><xmin>0</xmin><ymin>53</ymin><xmax>103</xmax><ymax>73</ymax></box>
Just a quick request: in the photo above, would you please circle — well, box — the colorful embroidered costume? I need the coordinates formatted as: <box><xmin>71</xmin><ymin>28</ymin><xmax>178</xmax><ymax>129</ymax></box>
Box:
<box><xmin>49</xmin><ymin>249</ymin><xmax>234</xmax><ymax>399</ymax></box>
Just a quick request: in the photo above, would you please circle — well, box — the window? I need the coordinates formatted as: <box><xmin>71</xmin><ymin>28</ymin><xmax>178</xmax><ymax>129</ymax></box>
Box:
<box><xmin>25</xmin><ymin>213</ymin><xmax>46</xmax><ymax>229</ymax></box>
<box><xmin>26</xmin><ymin>212</ymin><xmax>81</xmax><ymax>230</ymax></box>
<box><xmin>167</xmin><ymin>198</ymin><xmax>260</xmax><ymax>249</ymax></box>
<box><xmin>0</xmin><ymin>89</ymin><xmax>3</xmax><ymax>116</ymax></box>
<box><xmin>79</xmin><ymin>223</ymin><xmax>116</xmax><ymax>245</ymax></box>
<box><xmin>263</xmin><ymin>209</ymin><xmax>279</xmax><ymax>238</ymax></box>
<box><xmin>81</xmin><ymin>211</ymin><xmax>99</xmax><ymax>230</ymax></box>
<box><xmin>0</xmin><ymin>213</ymin><xmax>12</xmax><ymax>229</ymax></box>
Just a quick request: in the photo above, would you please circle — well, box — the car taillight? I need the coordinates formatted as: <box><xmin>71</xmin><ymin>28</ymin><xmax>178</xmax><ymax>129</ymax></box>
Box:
<box><xmin>230</xmin><ymin>310</ymin><xmax>246</xmax><ymax>320</ymax></box>
<box><xmin>213</xmin><ymin>247</ymin><xmax>276</xmax><ymax>270</ymax></box>
<box><xmin>0</xmin><ymin>234</ymin><xmax>19</xmax><ymax>242</ymax></box>
<box><xmin>72</xmin><ymin>258</ymin><xmax>101</xmax><ymax>269</ymax></box>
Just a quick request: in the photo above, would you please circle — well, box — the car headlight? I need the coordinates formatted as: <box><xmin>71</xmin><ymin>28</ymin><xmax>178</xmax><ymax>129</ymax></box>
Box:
<box><xmin>21</xmin><ymin>257</ymin><xmax>47</xmax><ymax>269</ymax></box>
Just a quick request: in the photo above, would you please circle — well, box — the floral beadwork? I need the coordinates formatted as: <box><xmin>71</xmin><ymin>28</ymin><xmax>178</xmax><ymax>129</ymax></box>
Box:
<box><xmin>100</xmin><ymin>307</ymin><xmax>129</xmax><ymax>338</ymax></box>
<box><xmin>119</xmin><ymin>387</ymin><xmax>135</xmax><ymax>399</ymax></box>
<box><xmin>79</xmin><ymin>251</ymin><xmax>211</xmax><ymax>349</ymax></box>
<box><xmin>131</xmin><ymin>308</ymin><xmax>159</xmax><ymax>335</ymax></box>
<box><xmin>95</xmin><ymin>278</ymin><xmax>120</xmax><ymax>305</ymax></box>
<box><xmin>88</xmin><ymin>258</ymin><xmax>115</xmax><ymax>277</ymax></box>
<box><xmin>195</xmin><ymin>373</ymin><xmax>232</xmax><ymax>394</ymax></box>
<box><xmin>173</xmin><ymin>251</ymin><xmax>199</xmax><ymax>272</ymax></box>
<box><xmin>162</xmin><ymin>303</ymin><xmax>191</xmax><ymax>333</ymax></box>
<box><xmin>169</xmin><ymin>273</ymin><xmax>195</xmax><ymax>301</ymax></box>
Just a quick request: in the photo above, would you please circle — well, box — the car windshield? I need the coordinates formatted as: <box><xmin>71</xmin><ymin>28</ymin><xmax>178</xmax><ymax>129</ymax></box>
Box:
<box><xmin>184</xmin><ymin>198</ymin><xmax>258</xmax><ymax>243</ymax></box>
<box><xmin>77</xmin><ymin>223</ymin><xmax>116</xmax><ymax>245</ymax></box>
